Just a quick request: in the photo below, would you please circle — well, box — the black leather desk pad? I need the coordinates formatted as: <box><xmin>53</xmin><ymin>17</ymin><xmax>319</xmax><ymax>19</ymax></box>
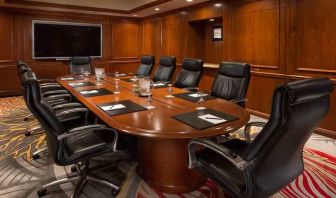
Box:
<box><xmin>121</xmin><ymin>78</ymin><xmax>137</xmax><ymax>83</ymax></box>
<box><xmin>60</xmin><ymin>77</ymin><xmax>83</xmax><ymax>81</ymax></box>
<box><xmin>97</xmin><ymin>100</ymin><xmax>147</xmax><ymax>116</ymax></box>
<box><xmin>68</xmin><ymin>81</ymin><xmax>95</xmax><ymax>88</ymax></box>
<box><xmin>79</xmin><ymin>88</ymin><xmax>113</xmax><ymax>97</ymax></box>
<box><xmin>172</xmin><ymin>108</ymin><xmax>238</xmax><ymax>130</ymax></box>
<box><xmin>173</xmin><ymin>92</ymin><xmax>217</xmax><ymax>103</ymax></box>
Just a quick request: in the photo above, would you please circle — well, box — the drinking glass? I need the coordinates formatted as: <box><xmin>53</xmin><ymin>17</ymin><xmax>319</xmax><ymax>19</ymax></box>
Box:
<box><xmin>83</xmin><ymin>70</ymin><xmax>90</xmax><ymax>80</ymax></box>
<box><xmin>167</xmin><ymin>83</ymin><xmax>173</xmax><ymax>93</ymax></box>
<box><xmin>95</xmin><ymin>68</ymin><xmax>105</xmax><ymax>85</ymax></box>
<box><xmin>139</xmin><ymin>77</ymin><xmax>151</xmax><ymax>101</ymax></box>
<box><xmin>195</xmin><ymin>87</ymin><xmax>205</xmax><ymax>103</ymax></box>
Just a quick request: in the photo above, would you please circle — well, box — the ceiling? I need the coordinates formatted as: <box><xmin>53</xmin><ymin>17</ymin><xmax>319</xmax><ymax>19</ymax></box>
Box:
<box><xmin>1</xmin><ymin>0</ymin><xmax>212</xmax><ymax>17</ymax></box>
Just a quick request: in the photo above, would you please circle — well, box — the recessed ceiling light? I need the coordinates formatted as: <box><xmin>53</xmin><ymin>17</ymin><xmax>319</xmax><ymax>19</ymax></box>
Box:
<box><xmin>133</xmin><ymin>14</ymin><xmax>138</xmax><ymax>17</ymax></box>
<box><xmin>187</xmin><ymin>0</ymin><xmax>193</xmax><ymax>2</ymax></box>
<box><xmin>155</xmin><ymin>8</ymin><xmax>160</xmax><ymax>11</ymax></box>
<box><xmin>209</xmin><ymin>18</ymin><xmax>215</xmax><ymax>22</ymax></box>
<box><xmin>214</xmin><ymin>3</ymin><xmax>223</xmax><ymax>7</ymax></box>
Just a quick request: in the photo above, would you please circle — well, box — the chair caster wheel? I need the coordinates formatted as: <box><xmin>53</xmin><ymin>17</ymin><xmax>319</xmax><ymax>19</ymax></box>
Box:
<box><xmin>111</xmin><ymin>189</ymin><xmax>120</xmax><ymax>196</ymax></box>
<box><xmin>37</xmin><ymin>189</ymin><xmax>47</xmax><ymax>197</ymax></box>
<box><xmin>32</xmin><ymin>154</ymin><xmax>40</xmax><ymax>160</ymax></box>
<box><xmin>70</xmin><ymin>165</ymin><xmax>77</xmax><ymax>173</ymax></box>
<box><xmin>25</xmin><ymin>132</ymin><xmax>31</xmax><ymax>137</ymax></box>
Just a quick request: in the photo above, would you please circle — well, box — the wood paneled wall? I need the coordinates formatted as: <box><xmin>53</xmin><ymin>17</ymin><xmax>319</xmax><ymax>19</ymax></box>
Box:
<box><xmin>0</xmin><ymin>9</ymin><xmax>141</xmax><ymax>96</ymax></box>
<box><xmin>138</xmin><ymin>0</ymin><xmax>336</xmax><ymax>138</ymax></box>
<box><xmin>0</xmin><ymin>0</ymin><xmax>335</xmax><ymax>138</ymax></box>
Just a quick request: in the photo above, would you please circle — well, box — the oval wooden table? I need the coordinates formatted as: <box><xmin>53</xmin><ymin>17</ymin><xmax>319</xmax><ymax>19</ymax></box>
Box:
<box><xmin>57</xmin><ymin>75</ymin><xmax>250</xmax><ymax>194</ymax></box>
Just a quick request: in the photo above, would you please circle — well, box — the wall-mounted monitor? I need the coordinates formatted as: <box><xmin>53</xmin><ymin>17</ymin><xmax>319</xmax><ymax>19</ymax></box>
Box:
<box><xmin>32</xmin><ymin>20</ymin><xmax>102</xmax><ymax>59</ymax></box>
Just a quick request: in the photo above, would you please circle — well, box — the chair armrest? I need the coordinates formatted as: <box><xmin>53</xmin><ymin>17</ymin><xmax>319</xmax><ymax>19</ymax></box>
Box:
<box><xmin>230</xmin><ymin>98</ymin><xmax>248</xmax><ymax>104</ymax></box>
<box><xmin>53</xmin><ymin>103</ymin><xmax>82</xmax><ymax>110</ymax></box>
<box><xmin>56</xmin><ymin>107</ymin><xmax>88</xmax><ymax>117</ymax></box>
<box><xmin>43</xmin><ymin>90</ymin><xmax>68</xmax><ymax>96</ymax></box>
<box><xmin>38</xmin><ymin>79</ymin><xmax>56</xmax><ymax>83</ymax></box>
<box><xmin>45</xmin><ymin>94</ymin><xmax>71</xmax><ymax>101</ymax></box>
<box><xmin>188</xmin><ymin>138</ymin><xmax>248</xmax><ymax>170</ymax></box>
<box><xmin>58</xmin><ymin>125</ymin><xmax>119</xmax><ymax>152</ymax></box>
<box><xmin>244</xmin><ymin>122</ymin><xmax>267</xmax><ymax>142</ymax></box>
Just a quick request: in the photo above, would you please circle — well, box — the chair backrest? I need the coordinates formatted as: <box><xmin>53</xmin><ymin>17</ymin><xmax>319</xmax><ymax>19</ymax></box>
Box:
<box><xmin>136</xmin><ymin>55</ymin><xmax>155</xmax><ymax>77</ymax></box>
<box><xmin>174</xmin><ymin>58</ymin><xmax>203</xmax><ymax>88</ymax></box>
<box><xmin>21</xmin><ymin>70</ymin><xmax>66</xmax><ymax>165</ymax></box>
<box><xmin>153</xmin><ymin>56</ymin><xmax>176</xmax><ymax>82</ymax></box>
<box><xmin>211</xmin><ymin>62</ymin><xmax>250</xmax><ymax>106</ymax></box>
<box><xmin>17</xmin><ymin>60</ymin><xmax>30</xmax><ymax>79</ymax></box>
<box><xmin>243</xmin><ymin>78</ymin><xmax>333</xmax><ymax>197</ymax></box>
<box><xmin>69</xmin><ymin>56</ymin><xmax>92</xmax><ymax>75</ymax></box>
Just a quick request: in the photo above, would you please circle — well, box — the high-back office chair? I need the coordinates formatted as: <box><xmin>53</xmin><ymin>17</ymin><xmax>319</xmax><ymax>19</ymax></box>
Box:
<box><xmin>153</xmin><ymin>56</ymin><xmax>176</xmax><ymax>82</ymax></box>
<box><xmin>22</xmin><ymin>71</ymin><xmax>121</xmax><ymax>197</ymax></box>
<box><xmin>136</xmin><ymin>55</ymin><xmax>155</xmax><ymax>77</ymax></box>
<box><xmin>174</xmin><ymin>58</ymin><xmax>203</xmax><ymax>90</ymax></box>
<box><xmin>188</xmin><ymin>78</ymin><xmax>333</xmax><ymax>198</ymax></box>
<box><xmin>69</xmin><ymin>56</ymin><xmax>93</xmax><ymax>75</ymax></box>
<box><xmin>211</xmin><ymin>62</ymin><xmax>250</xmax><ymax>107</ymax></box>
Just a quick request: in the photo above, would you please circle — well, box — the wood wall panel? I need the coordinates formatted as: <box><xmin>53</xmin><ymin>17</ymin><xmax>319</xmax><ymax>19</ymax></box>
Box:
<box><xmin>141</xmin><ymin>18</ymin><xmax>161</xmax><ymax>62</ymax></box>
<box><xmin>112</xmin><ymin>19</ymin><xmax>140</xmax><ymax>59</ymax></box>
<box><xmin>161</xmin><ymin>14</ymin><xmax>183</xmax><ymax>62</ymax></box>
<box><xmin>231</xmin><ymin>0</ymin><xmax>281</xmax><ymax>71</ymax></box>
<box><xmin>289</xmin><ymin>0</ymin><xmax>336</xmax><ymax>78</ymax></box>
<box><xmin>0</xmin><ymin>13</ymin><xmax>15</xmax><ymax>63</ymax></box>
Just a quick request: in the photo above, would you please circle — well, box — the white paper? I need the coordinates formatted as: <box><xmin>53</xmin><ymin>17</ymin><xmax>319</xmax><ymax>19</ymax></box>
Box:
<box><xmin>189</xmin><ymin>93</ymin><xmax>208</xmax><ymax>98</ymax></box>
<box><xmin>101</xmin><ymin>104</ymin><xmax>126</xmax><ymax>111</ymax></box>
<box><xmin>154</xmin><ymin>83</ymin><xmax>165</xmax><ymax>87</ymax></box>
<box><xmin>196</xmin><ymin>107</ymin><xmax>207</xmax><ymax>110</ymax></box>
<box><xmin>61</xmin><ymin>77</ymin><xmax>74</xmax><ymax>80</ymax></box>
<box><xmin>165</xmin><ymin>95</ymin><xmax>175</xmax><ymax>98</ymax></box>
<box><xmin>69</xmin><ymin>82</ymin><xmax>84</xmax><ymax>86</ymax></box>
<box><xmin>198</xmin><ymin>114</ymin><xmax>226</xmax><ymax>124</ymax></box>
<box><xmin>80</xmin><ymin>90</ymin><xmax>98</xmax><ymax>94</ymax></box>
<box><xmin>146</xmin><ymin>106</ymin><xmax>156</xmax><ymax>109</ymax></box>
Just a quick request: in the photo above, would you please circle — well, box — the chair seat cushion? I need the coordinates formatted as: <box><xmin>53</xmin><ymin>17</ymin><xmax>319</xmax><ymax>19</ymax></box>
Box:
<box><xmin>196</xmin><ymin>139</ymin><xmax>250</xmax><ymax>196</ymax></box>
<box><xmin>65</xmin><ymin>130</ymin><xmax>108</xmax><ymax>157</ymax></box>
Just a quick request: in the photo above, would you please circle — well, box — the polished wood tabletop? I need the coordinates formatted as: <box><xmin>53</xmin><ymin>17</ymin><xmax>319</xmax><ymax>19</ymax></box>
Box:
<box><xmin>57</xmin><ymin>74</ymin><xmax>250</xmax><ymax>193</ymax></box>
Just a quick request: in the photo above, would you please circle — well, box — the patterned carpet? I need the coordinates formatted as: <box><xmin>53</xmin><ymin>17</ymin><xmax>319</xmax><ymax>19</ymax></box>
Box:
<box><xmin>0</xmin><ymin>97</ymin><xmax>335</xmax><ymax>198</ymax></box>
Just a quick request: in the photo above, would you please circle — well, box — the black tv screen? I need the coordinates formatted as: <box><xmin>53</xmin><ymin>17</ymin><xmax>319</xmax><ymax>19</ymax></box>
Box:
<box><xmin>33</xmin><ymin>21</ymin><xmax>102</xmax><ymax>59</ymax></box>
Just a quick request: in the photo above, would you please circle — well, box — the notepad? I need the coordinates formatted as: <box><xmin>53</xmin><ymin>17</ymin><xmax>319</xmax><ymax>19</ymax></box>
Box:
<box><xmin>69</xmin><ymin>82</ymin><xmax>84</xmax><ymax>86</ymax></box>
<box><xmin>154</xmin><ymin>83</ymin><xmax>165</xmax><ymax>86</ymax></box>
<box><xmin>61</xmin><ymin>77</ymin><xmax>75</xmax><ymax>80</ymax></box>
<box><xmin>80</xmin><ymin>90</ymin><xmax>99</xmax><ymax>95</ymax></box>
<box><xmin>101</xmin><ymin>104</ymin><xmax>126</xmax><ymax>111</ymax></box>
<box><xmin>189</xmin><ymin>93</ymin><xmax>208</xmax><ymax>98</ymax></box>
<box><xmin>198</xmin><ymin>114</ymin><xmax>227</xmax><ymax>124</ymax></box>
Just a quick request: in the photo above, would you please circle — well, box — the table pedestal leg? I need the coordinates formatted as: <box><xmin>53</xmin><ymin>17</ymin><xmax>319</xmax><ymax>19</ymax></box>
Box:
<box><xmin>137</xmin><ymin>137</ymin><xmax>206</xmax><ymax>194</ymax></box>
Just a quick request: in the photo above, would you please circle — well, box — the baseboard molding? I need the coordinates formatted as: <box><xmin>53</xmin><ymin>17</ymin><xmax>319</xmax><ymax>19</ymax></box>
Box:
<box><xmin>0</xmin><ymin>90</ymin><xmax>22</xmax><ymax>97</ymax></box>
<box><xmin>246</xmin><ymin>108</ymin><xmax>336</xmax><ymax>139</ymax></box>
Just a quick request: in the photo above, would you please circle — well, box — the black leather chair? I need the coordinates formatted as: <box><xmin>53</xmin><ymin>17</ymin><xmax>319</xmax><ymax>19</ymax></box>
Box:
<box><xmin>211</xmin><ymin>62</ymin><xmax>250</xmax><ymax>107</ymax></box>
<box><xmin>188</xmin><ymin>78</ymin><xmax>333</xmax><ymax>198</ymax></box>
<box><xmin>22</xmin><ymin>71</ymin><xmax>121</xmax><ymax>197</ymax></box>
<box><xmin>153</xmin><ymin>56</ymin><xmax>176</xmax><ymax>83</ymax></box>
<box><xmin>174</xmin><ymin>58</ymin><xmax>203</xmax><ymax>90</ymax></box>
<box><xmin>69</xmin><ymin>56</ymin><xmax>93</xmax><ymax>75</ymax></box>
<box><xmin>136</xmin><ymin>55</ymin><xmax>155</xmax><ymax>77</ymax></box>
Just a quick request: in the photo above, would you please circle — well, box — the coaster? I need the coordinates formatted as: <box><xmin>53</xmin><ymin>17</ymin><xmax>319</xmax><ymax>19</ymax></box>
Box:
<box><xmin>172</xmin><ymin>108</ymin><xmax>238</xmax><ymax>130</ymax></box>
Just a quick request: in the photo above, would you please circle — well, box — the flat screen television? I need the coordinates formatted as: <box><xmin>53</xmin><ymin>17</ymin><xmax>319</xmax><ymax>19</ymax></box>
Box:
<box><xmin>32</xmin><ymin>21</ymin><xmax>102</xmax><ymax>59</ymax></box>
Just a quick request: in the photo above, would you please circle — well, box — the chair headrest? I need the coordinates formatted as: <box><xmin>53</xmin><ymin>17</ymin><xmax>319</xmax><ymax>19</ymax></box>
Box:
<box><xmin>218</xmin><ymin>62</ymin><xmax>250</xmax><ymax>78</ymax></box>
<box><xmin>71</xmin><ymin>56</ymin><xmax>90</xmax><ymax>65</ymax></box>
<box><xmin>284</xmin><ymin>78</ymin><xmax>334</xmax><ymax>105</ymax></box>
<box><xmin>141</xmin><ymin>55</ymin><xmax>155</xmax><ymax>65</ymax></box>
<box><xmin>182</xmin><ymin>58</ymin><xmax>203</xmax><ymax>71</ymax></box>
<box><xmin>159</xmin><ymin>56</ymin><xmax>176</xmax><ymax>67</ymax></box>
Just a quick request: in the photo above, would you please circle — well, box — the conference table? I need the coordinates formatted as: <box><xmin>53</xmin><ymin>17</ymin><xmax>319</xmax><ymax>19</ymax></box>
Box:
<box><xmin>57</xmin><ymin>74</ymin><xmax>250</xmax><ymax>194</ymax></box>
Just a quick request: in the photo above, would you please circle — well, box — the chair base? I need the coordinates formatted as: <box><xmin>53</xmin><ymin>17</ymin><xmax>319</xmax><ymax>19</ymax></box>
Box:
<box><xmin>37</xmin><ymin>161</ymin><xmax>120</xmax><ymax>197</ymax></box>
